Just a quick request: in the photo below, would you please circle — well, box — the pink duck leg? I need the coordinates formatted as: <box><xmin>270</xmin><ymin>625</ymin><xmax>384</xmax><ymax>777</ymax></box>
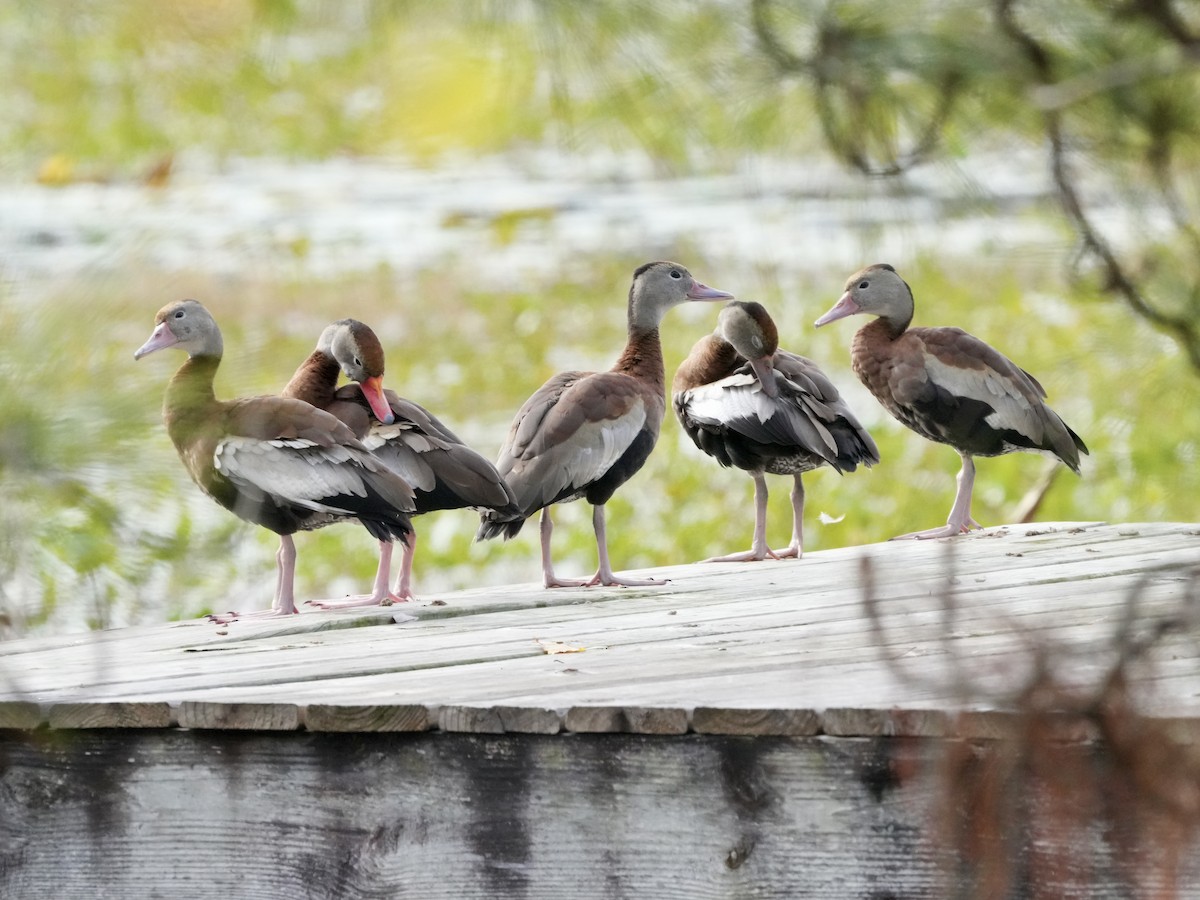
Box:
<box><xmin>893</xmin><ymin>453</ymin><xmax>982</xmax><ymax>540</ymax></box>
<box><xmin>209</xmin><ymin>535</ymin><xmax>301</xmax><ymax>624</ymax></box>
<box><xmin>771</xmin><ymin>475</ymin><xmax>806</xmax><ymax>559</ymax></box>
<box><xmin>705</xmin><ymin>474</ymin><xmax>781</xmax><ymax>563</ymax></box>
<box><xmin>583</xmin><ymin>503</ymin><xmax>668</xmax><ymax>587</ymax></box>
<box><xmin>309</xmin><ymin>533</ymin><xmax>418</xmax><ymax>609</ymax></box>
<box><xmin>540</xmin><ymin>509</ymin><xmax>593</xmax><ymax>588</ymax></box>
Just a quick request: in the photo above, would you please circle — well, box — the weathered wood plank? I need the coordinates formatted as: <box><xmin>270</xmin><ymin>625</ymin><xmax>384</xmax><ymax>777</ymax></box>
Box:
<box><xmin>0</xmin><ymin>701</ymin><xmax>41</xmax><ymax>729</ymax></box>
<box><xmin>494</xmin><ymin>706</ymin><xmax>563</xmax><ymax>735</ymax></box>
<box><xmin>47</xmin><ymin>702</ymin><xmax>172</xmax><ymax>730</ymax></box>
<box><xmin>9</xmin><ymin>570</ymin><xmax>1189</xmax><ymax>708</ymax></box>
<box><xmin>564</xmin><ymin>706</ymin><xmax>689</xmax><ymax>734</ymax></box>
<box><xmin>692</xmin><ymin>707</ymin><xmax>821</xmax><ymax>736</ymax></box>
<box><xmin>437</xmin><ymin>705</ymin><xmax>505</xmax><ymax>734</ymax></box>
<box><xmin>176</xmin><ymin>701</ymin><xmax>300</xmax><ymax>731</ymax></box>
<box><xmin>303</xmin><ymin>704</ymin><xmax>430</xmax><ymax>733</ymax></box>
<box><xmin>1</xmin><ymin>524</ymin><xmax>1197</xmax><ymax>735</ymax></box>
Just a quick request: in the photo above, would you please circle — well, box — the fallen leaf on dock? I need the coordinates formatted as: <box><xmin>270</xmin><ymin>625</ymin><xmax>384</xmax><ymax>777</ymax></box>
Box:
<box><xmin>536</xmin><ymin>639</ymin><xmax>587</xmax><ymax>654</ymax></box>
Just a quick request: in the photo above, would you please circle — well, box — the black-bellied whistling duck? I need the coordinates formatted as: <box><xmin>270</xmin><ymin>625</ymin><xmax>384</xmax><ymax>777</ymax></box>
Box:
<box><xmin>281</xmin><ymin>319</ymin><xmax>520</xmax><ymax>606</ymax></box>
<box><xmin>815</xmin><ymin>263</ymin><xmax>1088</xmax><ymax>539</ymax></box>
<box><xmin>673</xmin><ymin>300</ymin><xmax>879</xmax><ymax>561</ymax></box>
<box><xmin>134</xmin><ymin>300</ymin><xmax>416</xmax><ymax>620</ymax></box>
<box><xmin>476</xmin><ymin>261</ymin><xmax>733</xmax><ymax>588</ymax></box>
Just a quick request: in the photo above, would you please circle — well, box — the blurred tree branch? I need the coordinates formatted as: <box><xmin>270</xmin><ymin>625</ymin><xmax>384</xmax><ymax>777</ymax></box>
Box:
<box><xmin>752</xmin><ymin>0</ymin><xmax>1200</xmax><ymax>373</ymax></box>
<box><xmin>751</xmin><ymin>0</ymin><xmax>963</xmax><ymax>176</ymax></box>
<box><xmin>861</xmin><ymin>552</ymin><xmax>1200</xmax><ymax>897</ymax></box>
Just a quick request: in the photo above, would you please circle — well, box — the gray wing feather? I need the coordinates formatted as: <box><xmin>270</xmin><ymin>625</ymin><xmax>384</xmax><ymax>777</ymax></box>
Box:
<box><xmin>215</xmin><ymin>436</ymin><xmax>415</xmax><ymax>513</ymax></box>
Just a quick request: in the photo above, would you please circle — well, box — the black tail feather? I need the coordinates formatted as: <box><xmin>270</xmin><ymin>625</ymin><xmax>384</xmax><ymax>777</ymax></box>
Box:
<box><xmin>476</xmin><ymin>513</ymin><xmax>526</xmax><ymax>542</ymax></box>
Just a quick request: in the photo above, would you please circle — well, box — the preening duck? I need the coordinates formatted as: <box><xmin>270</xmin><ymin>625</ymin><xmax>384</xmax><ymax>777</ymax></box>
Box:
<box><xmin>674</xmin><ymin>300</ymin><xmax>879</xmax><ymax>561</ymax></box>
<box><xmin>477</xmin><ymin>261</ymin><xmax>733</xmax><ymax>587</ymax></box>
<box><xmin>281</xmin><ymin>318</ymin><xmax>520</xmax><ymax>606</ymax></box>
<box><xmin>815</xmin><ymin>264</ymin><xmax>1088</xmax><ymax>539</ymax></box>
<box><xmin>134</xmin><ymin>300</ymin><xmax>415</xmax><ymax>619</ymax></box>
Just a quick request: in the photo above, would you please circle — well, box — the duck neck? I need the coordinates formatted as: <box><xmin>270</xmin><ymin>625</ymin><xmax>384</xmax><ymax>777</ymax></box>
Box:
<box><xmin>612</xmin><ymin>326</ymin><xmax>665</xmax><ymax>390</ymax></box>
<box><xmin>164</xmin><ymin>355</ymin><xmax>221</xmax><ymax>447</ymax></box>
<box><xmin>866</xmin><ymin>312</ymin><xmax>910</xmax><ymax>342</ymax></box>
<box><xmin>281</xmin><ymin>350</ymin><xmax>340</xmax><ymax>408</ymax></box>
<box><xmin>673</xmin><ymin>335</ymin><xmax>740</xmax><ymax>393</ymax></box>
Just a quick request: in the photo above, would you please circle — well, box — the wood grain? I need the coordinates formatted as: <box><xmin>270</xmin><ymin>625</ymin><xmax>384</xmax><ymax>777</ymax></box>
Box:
<box><xmin>176</xmin><ymin>701</ymin><xmax>300</xmax><ymax>731</ymax></box>
<box><xmin>1</xmin><ymin>729</ymin><xmax>1194</xmax><ymax>899</ymax></box>
<box><xmin>564</xmin><ymin>706</ymin><xmax>689</xmax><ymax>734</ymax></box>
<box><xmin>302</xmin><ymin>704</ymin><xmax>430</xmax><ymax>732</ymax></box>
<box><xmin>692</xmin><ymin>707</ymin><xmax>821</xmax><ymax>736</ymax></box>
<box><xmin>0</xmin><ymin>701</ymin><xmax>41</xmax><ymax>729</ymax></box>
<box><xmin>47</xmin><ymin>702</ymin><xmax>172</xmax><ymax>729</ymax></box>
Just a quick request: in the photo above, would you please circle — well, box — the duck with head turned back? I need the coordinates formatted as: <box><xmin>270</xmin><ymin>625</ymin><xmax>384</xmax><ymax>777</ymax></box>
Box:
<box><xmin>674</xmin><ymin>300</ymin><xmax>879</xmax><ymax>561</ymax></box>
<box><xmin>281</xmin><ymin>318</ymin><xmax>521</xmax><ymax>606</ymax></box>
<box><xmin>476</xmin><ymin>261</ymin><xmax>733</xmax><ymax>588</ymax></box>
<box><xmin>134</xmin><ymin>300</ymin><xmax>416</xmax><ymax>620</ymax></box>
<box><xmin>815</xmin><ymin>264</ymin><xmax>1088</xmax><ymax>539</ymax></box>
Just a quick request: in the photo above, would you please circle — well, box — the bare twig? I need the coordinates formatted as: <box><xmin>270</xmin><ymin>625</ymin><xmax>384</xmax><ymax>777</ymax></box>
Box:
<box><xmin>752</xmin><ymin>0</ymin><xmax>962</xmax><ymax>176</ymax></box>
<box><xmin>995</xmin><ymin>0</ymin><xmax>1200</xmax><ymax>373</ymax></box>
<box><xmin>862</xmin><ymin>553</ymin><xmax>1200</xmax><ymax>896</ymax></box>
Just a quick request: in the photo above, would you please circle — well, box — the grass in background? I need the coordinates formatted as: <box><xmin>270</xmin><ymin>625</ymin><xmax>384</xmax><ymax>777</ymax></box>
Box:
<box><xmin>2</xmin><ymin>250</ymin><xmax>1195</xmax><ymax>636</ymax></box>
<box><xmin>1</xmin><ymin>0</ymin><xmax>837</xmax><ymax>183</ymax></box>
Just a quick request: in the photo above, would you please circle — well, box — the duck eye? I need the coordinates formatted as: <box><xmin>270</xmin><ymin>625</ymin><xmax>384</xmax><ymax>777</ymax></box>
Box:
<box><xmin>670</xmin><ymin>270</ymin><xmax>682</xmax><ymax>279</ymax></box>
<box><xmin>858</xmin><ymin>280</ymin><xmax>869</xmax><ymax>289</ymax></box>
<box><xmin>352</xmin><ymin>357</ymin><xmax>362</xmax><ymax>367</ymax></box>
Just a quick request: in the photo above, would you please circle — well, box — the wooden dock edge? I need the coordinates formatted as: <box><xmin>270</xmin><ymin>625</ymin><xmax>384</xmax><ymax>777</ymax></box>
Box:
<box><xmin>5</xmin><ymin>700</ymin><xmax>1197</xmax><ymax>742</ymax></box>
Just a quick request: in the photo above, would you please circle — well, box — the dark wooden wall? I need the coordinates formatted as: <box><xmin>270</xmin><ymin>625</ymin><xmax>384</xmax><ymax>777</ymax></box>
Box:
<box><xmin>3</xmin><ymin>728</ymin><xmax>1191</xmax><ymax>899</ymax></box>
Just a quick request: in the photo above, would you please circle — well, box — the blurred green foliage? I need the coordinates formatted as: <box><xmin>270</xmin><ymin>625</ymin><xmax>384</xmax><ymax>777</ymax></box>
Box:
<box><xmin>3</xmin><ymin>0</ymin><xmax>1199</xmax><ymax>635</ymax></box>
<box><xmin>0</xmin><ymin>0</ymin><xmax>831</xmax><ymax>174</ymax></box>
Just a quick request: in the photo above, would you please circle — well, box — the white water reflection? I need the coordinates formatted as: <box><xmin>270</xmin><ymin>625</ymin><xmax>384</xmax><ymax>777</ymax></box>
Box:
<box><xmin>2</xmin><ymin>146</ymin><xmax>1071</xmax><ymax>299</ymax></box>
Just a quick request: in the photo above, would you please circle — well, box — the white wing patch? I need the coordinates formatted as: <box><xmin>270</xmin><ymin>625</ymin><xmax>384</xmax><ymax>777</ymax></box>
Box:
<box><xmin>686</xmin><ymin>373</ymin><xmax>763</xmax><ymax>424</ymax></box>
<box><xmin>923</xmin><ymin>354</ymin><xmax>1045</xmax><ymax>443</ymax></box>
<box><xmin>362</xmin><ymin>423</ymin><xmax>439</xmax><ymax>492</ymax></box>
<box><xmin>682</xmin><ymin>373</ymin><xmax>840</xmax><ymax>458</ymax></box>
<box><xmin>508</xmin><ymin>399</ymin><xmax>647</xmax><ymax>509</ymax></box>
<box><xmin>216</xmin><ymin>436</ymin><xmax>377</xmax><ymax>514</ymax></box>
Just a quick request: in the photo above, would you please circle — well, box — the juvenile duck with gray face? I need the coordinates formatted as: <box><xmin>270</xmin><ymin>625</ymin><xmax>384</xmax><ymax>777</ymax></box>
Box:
<box><xmin>674</xmin><ymin>300</ymin><xmax>879</xmax><ymax>561</ymax></box>
<box><xmin>134</xmin><ymin>300</ymin><xmax>415</xmax><ymax>620</ymax></box>
<box><xmin>282</xmin><ymin>318</ymin><xmax>520</xmax><ymax>605</ymax></box>
<box><xmin>477</xmin><ymin>261</ymin><xmax>733</xmax><ymax>588</ymax></box>
<box><xmin>815</xmin><ymin>263</ymin><xmax>1088</xmax><ymax>539</ymax></box>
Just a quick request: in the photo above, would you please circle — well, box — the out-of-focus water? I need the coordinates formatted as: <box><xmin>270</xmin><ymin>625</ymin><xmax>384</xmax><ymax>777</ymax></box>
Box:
<box><xmin>3</xmin><ymin>146</ymin><xmax>1073</xmax><ymax>301</ymax></box>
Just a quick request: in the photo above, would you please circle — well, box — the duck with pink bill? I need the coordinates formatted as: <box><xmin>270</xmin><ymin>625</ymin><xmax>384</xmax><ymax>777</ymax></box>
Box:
<box><xmin>134</xmin><ymin>300</ymin><xmax>416</xmax><ymax>622</ymax></box>
<box><xmin>477</xmin><ymin>261</ymin><xmax>733</xmax><ymax>587</ymax></box>
<box><xmin>815</xmin><ymin>263</ymin><xmax>1087</xmax><ymax>540</ymax></box>
<box><xmin>281</xmin><ymin>318</ymin><xmax>520</xmax><ymax>606</ymax></box>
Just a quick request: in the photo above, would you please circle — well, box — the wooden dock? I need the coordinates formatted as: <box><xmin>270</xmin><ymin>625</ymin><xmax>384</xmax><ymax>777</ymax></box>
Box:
<box><xmin>2</xmin><ymin>521</ymin><xmax>1199</xmax><ymax>898</ymax></box>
